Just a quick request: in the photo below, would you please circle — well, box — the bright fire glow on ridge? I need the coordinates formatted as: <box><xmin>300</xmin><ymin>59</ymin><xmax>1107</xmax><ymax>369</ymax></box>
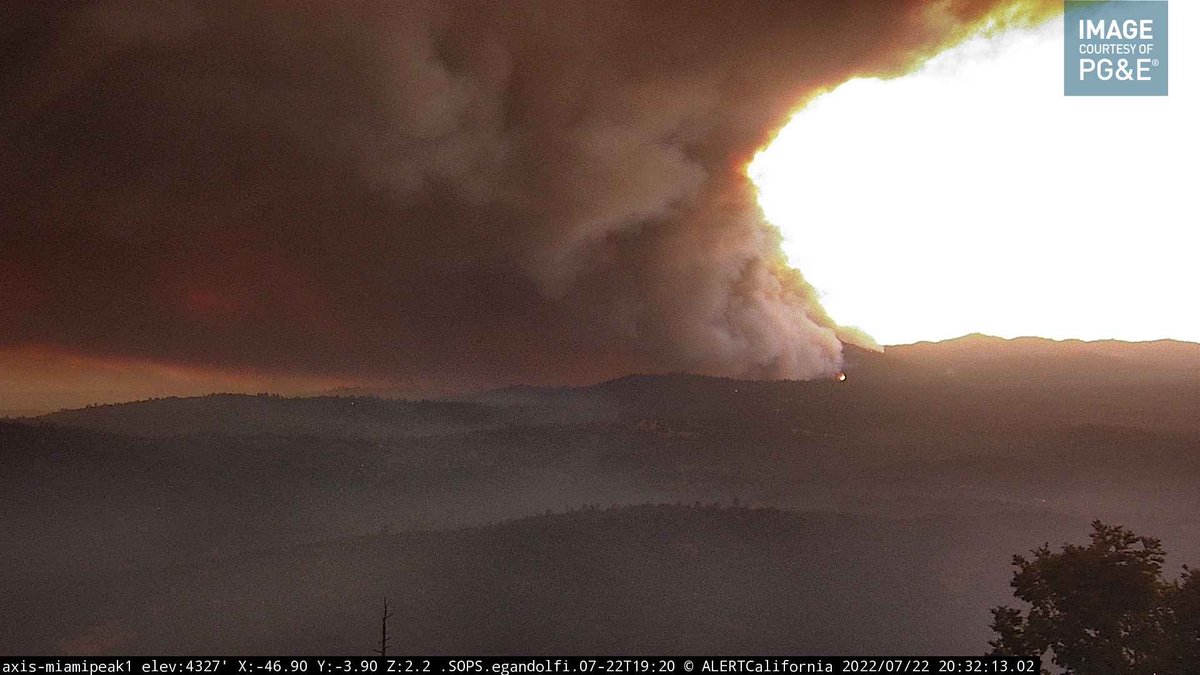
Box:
<box><xmin>750</xmin><ymin>15</ymin><xmax>1199</xmax><ymax>346</ymax></box>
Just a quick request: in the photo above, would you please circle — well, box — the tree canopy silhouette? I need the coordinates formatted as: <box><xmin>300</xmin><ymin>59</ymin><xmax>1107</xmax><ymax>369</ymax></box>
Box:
<box><xmin>989</xmin><ymin>521</ymin><xmax>1199</xmax><ymax>674</ymax></box>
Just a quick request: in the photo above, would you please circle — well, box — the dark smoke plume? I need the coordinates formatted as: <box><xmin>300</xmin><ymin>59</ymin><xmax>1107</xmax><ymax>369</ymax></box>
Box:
<box><xmin>0</xmin><ymin>1</ymin><xmax>1057</xmax><ymax>393</ymax></box>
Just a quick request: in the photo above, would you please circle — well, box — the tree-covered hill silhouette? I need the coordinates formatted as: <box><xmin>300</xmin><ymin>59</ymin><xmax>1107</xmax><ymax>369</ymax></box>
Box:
<box><xmin>0</xmin><ymin>503</ymin><xmax>1088</xmax><ymax>654</ymax></box>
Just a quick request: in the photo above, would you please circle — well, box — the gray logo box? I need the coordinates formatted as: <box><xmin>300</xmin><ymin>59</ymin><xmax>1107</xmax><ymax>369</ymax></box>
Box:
<box><xmin>1065</xmin><ymin>1</ymin><xmax>1168</xmax><ymax>96</ymax></box>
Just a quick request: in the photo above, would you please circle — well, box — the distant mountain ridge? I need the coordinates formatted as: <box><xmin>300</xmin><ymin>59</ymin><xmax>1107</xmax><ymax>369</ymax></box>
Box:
<box><xmin>32</xmin><ymin>393</ymin><xmax>505</xmax><ymax>439</ymax></box>
<box><xmin>884</xmin><ymin>333</ymin><xmax>1199</xmax><ymax>384</ymax></box>
<box><xmin>27</xmin><ymin>334</ymin><xmax>1199</xmax><ymax>438</ymax></box>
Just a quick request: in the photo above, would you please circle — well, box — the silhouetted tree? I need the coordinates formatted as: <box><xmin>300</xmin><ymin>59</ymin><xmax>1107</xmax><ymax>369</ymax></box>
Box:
<box><xmin>989</xmin><ymin>521</ymin><xmax>1199</xmax><ymax>674</ymax></box>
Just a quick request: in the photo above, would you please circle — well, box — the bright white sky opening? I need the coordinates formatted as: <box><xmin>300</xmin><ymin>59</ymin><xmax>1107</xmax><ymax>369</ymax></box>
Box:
<box><xmin>749</xmin><ymin>12</ymin><xmax>1198</xmax><ymax>346</ymax></box>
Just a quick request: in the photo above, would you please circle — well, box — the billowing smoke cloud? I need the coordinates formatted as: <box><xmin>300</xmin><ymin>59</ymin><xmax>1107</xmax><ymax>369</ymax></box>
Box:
<box><xmin>0</xmin><ymin>1</ymin><xmax>1057</xmax><ymax>394</ymax></box>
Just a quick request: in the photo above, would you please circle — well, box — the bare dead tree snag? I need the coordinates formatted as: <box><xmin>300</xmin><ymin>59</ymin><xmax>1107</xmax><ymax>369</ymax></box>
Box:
<box><xmin>372</xmin><ymin>597</ymin><xmax>395</xmax><ymax>656</ymax></box>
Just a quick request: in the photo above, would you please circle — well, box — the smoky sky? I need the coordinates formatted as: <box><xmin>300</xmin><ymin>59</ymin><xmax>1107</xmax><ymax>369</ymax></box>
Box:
<box><xmin>0</xmin><ymin>1</ymin><xmax>1056</xmax><ymax>391</ymax></box>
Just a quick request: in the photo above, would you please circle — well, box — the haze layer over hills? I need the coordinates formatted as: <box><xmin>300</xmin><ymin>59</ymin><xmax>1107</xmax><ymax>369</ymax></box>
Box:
<box><xmin>2</xmin><ymin>335</ymin><xmax>1197</xmax><ymax>654</ymax></box>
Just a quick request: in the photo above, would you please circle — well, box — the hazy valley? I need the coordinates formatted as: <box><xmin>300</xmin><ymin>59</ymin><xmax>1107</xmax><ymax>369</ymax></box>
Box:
<box><xmin>3</xmin><ymin>335</ymin><xmax>1197</xmax><ymax>655</ymax></box>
